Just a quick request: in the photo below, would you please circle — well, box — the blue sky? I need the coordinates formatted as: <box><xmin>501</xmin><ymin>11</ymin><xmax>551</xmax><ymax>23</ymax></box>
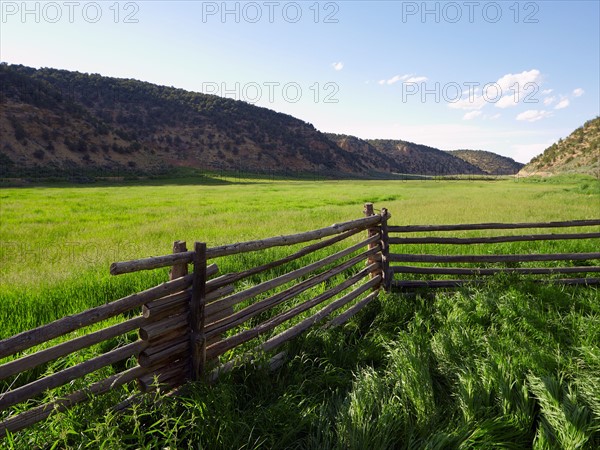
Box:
<box><xmin>2</xmin><ymin>1</ymin><xmax>599</xmax><ymax>162</ymax></box>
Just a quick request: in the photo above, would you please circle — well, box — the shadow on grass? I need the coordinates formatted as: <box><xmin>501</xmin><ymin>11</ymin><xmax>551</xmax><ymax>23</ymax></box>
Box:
<box><xmin>0</xmin><ymin>167</ymin><xmax>446</xmax><ymax>189</ymax></box>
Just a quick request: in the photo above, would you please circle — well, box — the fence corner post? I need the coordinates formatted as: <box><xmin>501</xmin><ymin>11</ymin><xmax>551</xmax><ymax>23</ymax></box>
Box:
<box><xmin>380</xmin><ymin>208</ymin><xmax>391</xmax><ymax>291</ymax></box>
<box><xmin>138</xmin><ymin>240</ymin><xmax>189</xmax><ymax>389</ymax></box>
<box><xmin>364</xmin><ymin>203</ymin><xmax>382</xmax><ymax>282</ymax></box>
<box><xmin>190</xmin><ymin>242</ymin><xmax>207</xmax><ymax>381</ymax></box>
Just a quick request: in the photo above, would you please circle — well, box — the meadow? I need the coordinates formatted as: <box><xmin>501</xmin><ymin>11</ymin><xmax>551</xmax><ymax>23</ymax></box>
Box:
<box><xmin>1</xmin><ymin>174</ymin><xmax>599</xmax><ymax>448</ymax></box>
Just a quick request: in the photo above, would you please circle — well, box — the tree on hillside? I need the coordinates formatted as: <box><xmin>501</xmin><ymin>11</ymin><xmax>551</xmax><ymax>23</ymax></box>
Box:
<box><xmin>9</xmin><ymin>116</ymin><xmax>26</xmax><ymax>141</ymax></box>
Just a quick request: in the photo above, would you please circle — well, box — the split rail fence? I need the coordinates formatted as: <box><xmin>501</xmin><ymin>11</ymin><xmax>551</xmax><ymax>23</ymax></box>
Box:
<box><xmin>0</xmin><ymin>204</ymin><xmax>388</xmax><ymax>437</ymax></box>
<box><xmin>1</xmin><ymin>203</ymin><xmax>599</xmax><ymax>438</ymax></box>
<box><xmin>388</xmin><ymin>219</ymin><xmax>600</xmax><ymax>289</ymax></box>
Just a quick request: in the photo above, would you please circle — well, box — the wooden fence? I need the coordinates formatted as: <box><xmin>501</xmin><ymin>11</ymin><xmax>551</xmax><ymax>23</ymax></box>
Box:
<box><xmin>388</xmin><ymin>219</ymin><xmax>600</xmax><ymax>289</ymax></box>
<box><xmin>0</xmin><ymin>204</ymin><xmax>387</xmax><ymax>437</ymax></box>
<box><xmin>2</xmin><ymin>204</ymin><xmax>599</xmax><ymax>437</ymax></box>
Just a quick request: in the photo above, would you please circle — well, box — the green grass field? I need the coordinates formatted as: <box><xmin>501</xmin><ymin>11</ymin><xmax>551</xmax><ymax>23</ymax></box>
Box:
<box><xmin>1</xmin><ymin>175</ymin><xmax>599</xmax><ymax>448</ymax></box>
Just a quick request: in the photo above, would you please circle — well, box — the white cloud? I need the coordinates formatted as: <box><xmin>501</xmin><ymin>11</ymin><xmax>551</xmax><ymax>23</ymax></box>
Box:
<box><xmin>463</xmin><ymin>111</ymin><xmax>482</xmax><ymax>120</ymax></box>
<box><xmin>516</xmin><ymin>110</ymin><xmax>552</xmax><ymax>122</ymax></box>
<box><xmin>495</xmin><ymin>69</ymin><xmax>542</xmax><ymax>92</ymax></box>
<box><xmin>449</xmin><ymin>69</ymin><xmax>543</xmax><ymax>111</ymax></box>
<box><xmin>489</xmin><ymin>113</ymin><xmax>501</xmax><ymax>120</ymax></box>
<box><xmin>405</xmin><ymin>76</ymin><xmax>428</xmax><ymax>83</ymax></box>
<box><xmin>493</xmin><ymin>70</ymin><xmax>542</xmax><ymax>109</ymax></box>
<box><xmin>463</xmin><ymin>87</ymin><xmax>480</xmax><ymax>95</ymax></box>
<box><xmin>555</xmin><ymin>98</ymin><xmax>570</xmax><ymax>110</ymax></box>
<box><xmin>495</xmin><ymin>95</ymin><xmax>519</xmax><ymax>109</ymax></box>
<box><xmin>573</xmin><ymin>88</ymin><xmax>584</xmax><ymax>97</ymax></box>
<box><xmin>498</xmin><ymin>69</ymin><xmax>542</xmax><ymax>89</ymax></box>
<box><xmin>378</xmin><ymin>79</ymin><xmax>386</xmax><ymax>85</ymax></box>
<box><xmin>543</xmin><ymin>96</ymin><xmax>556</xmax><ymax>106</ymax></box>
<box><xmin>332</xmin><ymin>62</ymin><xmax>344</xmax><ymax>71</ymax></box>
<box><xmin>448</xmin><ymin>94</ymin><xmax>488</xmax><ymax>110</ymax></box>
<box><xmin>387</xmin><ymin>74</ymin><xmax>404</xmax><ymax>85</ymax></box>
<box><xmin>542</xmin><ymin>89</ymin><xmax>553</xmax><ymax>95</ymax></box>
<box><xmin>379</xmin><ymin>74</ymin><xmax>427</xmax><ymax>86</ymax></box>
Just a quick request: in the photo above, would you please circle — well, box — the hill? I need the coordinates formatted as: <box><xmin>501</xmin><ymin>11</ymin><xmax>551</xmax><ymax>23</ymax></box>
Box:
<box><xmin>325</xmin><ymin>134</ymin><xmax>485</xmax><ymax>176</ymax></box>
<box><xmin>324</xmin><ymin>134</ymin><xmax>404</xmax><ymax>174</ymax></box>
<box><xmin>1</xmin><ymin>64</ymin><xmax>520</xmax><ymax>179</ymax></box>
<box><xmin>366</xmin><ymin>139</ymin><xmax>485</xmax><ymax>175</ymax></box>
<box><xmin>0</xmin><ymin>64</ymin><xmax>378</xmax><ymax>178</ymax></box>
<box><xmin>519</xmin><ymin>117</ymin><xmax>600</xmax><ymax>176</ymax></box>
<box><xmin>447</xmin><ymin>150</ymin><xmax>523</xmax><ymax>175</ymax></box>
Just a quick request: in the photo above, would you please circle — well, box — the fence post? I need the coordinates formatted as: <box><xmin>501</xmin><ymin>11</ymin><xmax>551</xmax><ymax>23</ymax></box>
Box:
<box><xmin>171</xmin><ymin>240</ymin><xmax>192</xmax><ymax>382</ymax></box>
<box><xmin>169</xmin><ymin>241</ymin><xmax>188</xmax><ymax>280</ymax></box>
<box><xmin>138</xmin><ymin>240</ymin><xmax>189</xmax><ymax>389</ymax></box>
<box><xmin>380</xmin><ymin>208</ymin><xmax>391</xmax><ymax>291</ymax></box>
<box><xmin>364</xmin><ymin>203</ymin><xmax>382</xmax><ymax>282</ymax></box>
<box><xmin>190</xmin><ymin>242</ymin><xmax>207</xmax><ymax>380</ymax></box>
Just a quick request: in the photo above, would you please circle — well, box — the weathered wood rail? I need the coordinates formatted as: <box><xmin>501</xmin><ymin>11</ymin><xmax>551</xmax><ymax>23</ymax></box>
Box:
<box><xmin>389</xmin><ymin>219</ymin><xmax>600</xmax><ymax>290</ymax></box>
<box><xmin>0</xmin><ymin>205</ymin><xmax>387</xmax><ymax>437</ymax></box>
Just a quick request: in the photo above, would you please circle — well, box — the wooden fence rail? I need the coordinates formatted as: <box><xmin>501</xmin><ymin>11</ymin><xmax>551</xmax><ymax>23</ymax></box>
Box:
<box><xmin>0</xmin><ymin>204</ymin><xmax>387</xmax><ymax>437</ymax></box>
<box><xmin>388</xmin><ymin>218</ymin><xmax>600</xmax><ymax>290</ymax></box>
<box><xmin>0</xmin><ymin>270</ymin><xmax>200</xmax><ymax>435</ymax></box>
<box><xmin>388</xmin><ymin>219</ymin><xmax>600</xmax><ymax>233</ymax></box>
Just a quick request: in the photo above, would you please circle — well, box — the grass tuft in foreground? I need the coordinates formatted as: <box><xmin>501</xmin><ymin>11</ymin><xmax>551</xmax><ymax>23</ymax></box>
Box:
<box><xmin>6</xmin><ymin>277</ymin><xmax>598</xmax><ymax>449</ymax></box>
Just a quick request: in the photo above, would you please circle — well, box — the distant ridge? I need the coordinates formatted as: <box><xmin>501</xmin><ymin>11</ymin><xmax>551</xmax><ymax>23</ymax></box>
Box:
<box><xmin>0</xmin><ymin>64</ymin><xmax>374</xmax><ymax>177</ymax></box>
<box><xmin>447</xmin><ymin>150</ymin><xmax>523</xmax><ymax>175</ymax></box>
<box><xmin>1</xmin><ymin>63</ymin><xmax>522</xmax><ymax>179</ymax></box>
<box><xmin>324</xmin><ymin>134</ymin><xmax>405</xmax><ymax>174</ymax></box>
<box><xmin>326</xmin><ymin>134</ymin><xmax>485</xmax><ymax>175</ymax></box>
<box><xmin>519</xmin><ymin>117</ymin><xmax>600</xmax><ymax>177</ymax></box>
<box><xmin>365</xmin><ymin>139</ymin><xmax>485</xmax><ymax>175</ymax></box>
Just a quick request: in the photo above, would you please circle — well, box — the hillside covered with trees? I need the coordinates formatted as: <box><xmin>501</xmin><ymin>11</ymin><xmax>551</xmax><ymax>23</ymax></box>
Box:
<box><xmin>519</xmin><ymin>117</ymin><xmax>600</xmax><ymax>177</ymax></box>
<box><xmin>1</xmin><ymin>64</ymin><xmax>526</xmax><ymax>179</ymax></box>
<box><xmin>326</xmin><ymin>135</ymin><xmax>487</xmax><ymax>176</ymax></box>
<box><xmin>366</xmin><ymin>139</ymin><xmax>485</xmax><ymax>175</ymax></box>
<box><xmin>447</xmin><ymin>150</ymin><xmax>523</xmax><ymax>175</ymax></box>
<box><xmin>0</xmin><ymin>64</ymin><xmax>373</xmax><ymax>178</ymax></box>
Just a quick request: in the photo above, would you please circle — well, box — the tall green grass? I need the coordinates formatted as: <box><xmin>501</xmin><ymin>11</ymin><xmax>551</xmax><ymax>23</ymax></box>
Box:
<box><xmin>5</xmin><ymin>279</ymin><xmax>598</xmax><ymax>448</ymax></box>
<box><xmin>2</xmin><ymin>176</ymin><xmax>598</xmax><ymax>333</ymax></box>
<box><xmin>1</xmin><ymin>175</ymin><xmax>599</xmax><ymax>447</ymax></box>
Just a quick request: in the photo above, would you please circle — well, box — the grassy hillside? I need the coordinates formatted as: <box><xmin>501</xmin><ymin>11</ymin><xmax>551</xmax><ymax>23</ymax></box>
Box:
<box><xmin>520</xmin><ymin>117</ymin><xmax>600</xmax><ymax>176</ymax></box>
<box><xmin>1</xmin><ymin>177</ymin><xmax>599</xmax><ymax>447</ymax></box>
<box><xmin>448</xmin><ymin>149</ymin><xmax>524</xmax><ymax>175</ymax></box>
